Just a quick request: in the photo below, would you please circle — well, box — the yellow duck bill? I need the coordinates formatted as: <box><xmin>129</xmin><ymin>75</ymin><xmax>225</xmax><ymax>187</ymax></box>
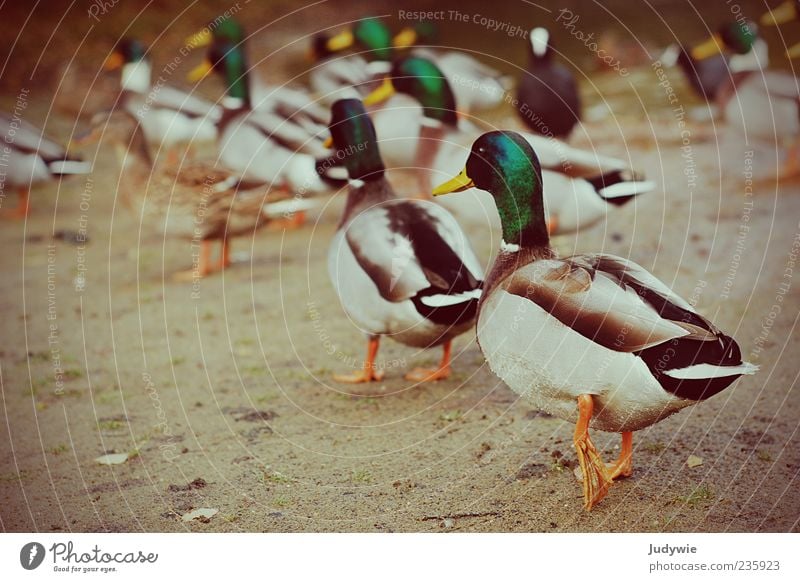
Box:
<box><xmin>187</xmin><ymin>59</ymin><xmax>214</xmax><ymax>82</ymax></box>
<box><xmin>326</xmin><ymin>29</ymin><xmax>354</xmax><ymax>52</ymax></box>
<box><xmin>760</xmin><ymin>1</ymin><xmax>798</xmax><ymax>25</ymax></box>
<box><xmin>362</xmin><ymin>78</ymin><xmax>395</xmax><ymax>106</ymax></box>
<box><xmin>691</xmin><ymin>34</ymin><xmax>724</xmax><ymax>60</ymax></box>
<box><xmin>102</xmin><ymin>51</ymin><xmax>124</xmax><ymax>71</ymax></box>
<box><xmin>392</xmin><ymin>27</ymin><xmax>418</xmax><ymax>49</ymax></box>
<box><xmin>432</xmin><ymin>168</ymin><xmax>475</xmax><ymax>196</ymax></box>
<box><xmin>186</xmin><ymin>28</ymin><xmax>213</xmax><ymax>48</ymax></box>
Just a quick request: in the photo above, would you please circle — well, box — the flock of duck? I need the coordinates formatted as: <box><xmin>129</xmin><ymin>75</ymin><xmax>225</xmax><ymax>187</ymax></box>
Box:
<box><xmin>5</xmin><ymin>6</ymin><xmax>798</xmax><ymax>510</ymax></box>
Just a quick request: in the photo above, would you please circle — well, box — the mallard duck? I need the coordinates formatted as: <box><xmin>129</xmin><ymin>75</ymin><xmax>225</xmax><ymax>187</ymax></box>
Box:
<box><xmin>187</xmin><ymin>16</ymin><xmax>331</xmax><ymax>127</ymax></box>
<box><xmin>318</xmin><ymin>17</ymin><xmax>509</xmax><ymax>114</ymax></box>
<box><xmin>74</xmin><ymin>110</ymin><xmax>313</xmax><ymax>278</ymax></box>
<box><xmin>187</xmin><ymin>40</ymin><xmax>337</xmax><ymax>196</ymax></box>
<box><xmin>760</xmin><ymin>0</ymin><xmax>800</xmax><ymax>57</ymax></box>
<box><xmin>327</xmin><ymin>99</ymin><xmax>483</xmax><ymax>383</ymax></box>
<box><xmin>691</xmin><ymin>21</ymin><xmax>799</xmax><ymax>174</ymax></box>
<box><xmin>516</xmin><ymin>28</ymin><xmax>581</xmax><ymax>139</ymax></box>
<box><xmin>0</xmin><ymin>112</ymin><xmax>90</xmax><ymax>218</ymax></box>
<box><xmin>364</xmin><ymin>57</ymin><xmax>652</xmax><ymax>233</ymax></box>
<box><xmin>433</xmin><ymin>131</ymin><xmax>758</xmax><ymax>509</ymax></box>
<box><xmin>103</xmin><ymin>38</ymin><xmax>221</xmax><ymax>154</ymax></box>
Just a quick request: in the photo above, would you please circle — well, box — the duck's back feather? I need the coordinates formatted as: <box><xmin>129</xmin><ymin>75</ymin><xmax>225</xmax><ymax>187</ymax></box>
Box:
<box><xmin>501</xmin><ymin>253</ymin><xmax>754</xmax><ymax>402</ymax></box>
<box><xmin>343</xmin><ymin>197</ymin><xmax>483</xmax><ymax>327</ymax></box>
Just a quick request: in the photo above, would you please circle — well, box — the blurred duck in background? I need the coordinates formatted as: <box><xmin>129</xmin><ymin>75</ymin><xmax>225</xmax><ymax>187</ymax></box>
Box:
<box><xmin>0</xmin><ymin>113</ymin><xmax>91</xmax><ymax>219</ymax></box>
<box><xmin>187</xmin><ymin>16</ymin><xmax>329</xmax><ymax>131</ymax></box>
<box><xmin>692</xmin><ymin>20</ymin><xmax>799</xmax><ymax>176</ymax></box>
<box><xmin>73</xmin><ymin>111</ymin><xmax>313</xmax><ymax>278</ymax></box>
<box><xmin>516</xmin><ymin>27</ymin><xmax>581</xmax><ymax>139</ymax></box>
<box><xmin>307</xmin><ymin>25</ymin><xmax>392</xmax><ymax>104</ymax></box>
<box><xmin>363</xmin><ymin>57</ymin><xmax>652</xmax><ymax>233</ymax></box>
<box><xmin>187</xmin><ymin>40</ymin><xmax>341</xmax><ymax>213</ymax></box>
<box><xmin>104</xmin><ymin>38</ymin><xmax>221</xmax><ymax>158</ymax></box>
<box><xmin>312</xmin><ymin>17</ymin><xmax>510</xmax><ymax>114</ymax></box>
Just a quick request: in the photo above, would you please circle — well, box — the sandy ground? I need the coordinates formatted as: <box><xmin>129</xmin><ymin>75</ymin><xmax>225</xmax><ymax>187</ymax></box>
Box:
<box><xmin>1</xmin><ymin>1</ymin><xmax>800</xmax><ymax>533</ymax></box>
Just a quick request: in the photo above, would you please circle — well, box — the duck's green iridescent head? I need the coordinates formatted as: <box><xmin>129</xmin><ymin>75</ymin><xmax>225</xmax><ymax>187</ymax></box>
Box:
<box><xmin>363</xmin><ymin>57</ymin><xmax>458</xmax><ymax>126</ymax></box>
<box><xmin>329</xmin><ymin>99</ymin><xmax>385</xmax><ymax>182</ymax></box>
<box><xmin>692</xmin><ymin>20</ymin><xmax>758</xmax><ymax>59</ymax></box>
<box><xmin>187</xmin><ymin>41</ymin><xmax>250</xmax><ymax>107</ymax></box>
<box><xmin>434</xmin><ymin>131</ymin><xmax>548</xmax><ymax>247</ymax></box>
<box><xmin>719</xmin><ymin>20</ymin><xmax>758</xmax><ymax>54</ymax></box>
<box><xmin>212</xmin><ymin>17</ymin><xmax>245</xmax><ymax>43</ymax></box>
<box><xmin>353</xmin><ymin>18</ymin><xmax>393</xmax><ymax>60</ymax></box>
<box><xmin>325</xmin><ymin>18</ymin><xmax>393</xmax><ymax>61</ymax></box>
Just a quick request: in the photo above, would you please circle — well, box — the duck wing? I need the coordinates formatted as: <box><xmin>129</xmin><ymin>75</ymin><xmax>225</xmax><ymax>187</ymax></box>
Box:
<box><xmin>344</xmin><ymin>199</ymin><xmax>483</xmax><ymax>325</ymax></box>
<box><xmin>0</xmin><ymin>113</ymin><xmax>69</xmax><ymax>160</ymax></box>
<box><xmin>504</xmin><ymin>253</ymin><xmax>754</xmax><ymax>399</ymax></box>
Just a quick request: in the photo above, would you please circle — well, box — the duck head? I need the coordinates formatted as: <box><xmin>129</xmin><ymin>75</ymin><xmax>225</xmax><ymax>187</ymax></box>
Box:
<box><xmin>187</xmin><ymin>40</ymin><xmax>250</xmax><ymax>108</ymax></box>
<box><xmin>692</xmin><ymin>20</ymin><xmax>758</xmax><ymax>59</ymax></box>
<box><xmin>105</xmin><ymin>38</ymin><xmax>150</xmax><ymax>93</ymax></box>
<box><xmin>528</xmin><ymin>27</ymin><xmax>554</xmax><ymax>63</ymax></box>
<box><xmin>434</xmin><ymin>131</ymin><xmax>549</xmax><ymax>248</ymax></box>
<box><xmin>323</xmin><ymin>18</ymin><xmax>393</xmax><ymax>61</ymax></box>
<box><xmin>328</xmin><ymin>99</ymin><xmax>385</xmax><ymax>182</ymax></box>
<box><xmin>363</xmin><ymin>56</ymin><xmax>458</xmax><ymax>126</ymax></box>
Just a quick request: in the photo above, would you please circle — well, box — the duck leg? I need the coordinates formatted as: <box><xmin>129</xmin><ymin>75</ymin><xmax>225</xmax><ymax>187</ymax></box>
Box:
<box><xmin>780</xmin><ymin>141</ymin><xmax>800</xmax><ymax>179</ymax></box>
<box><xmin>173</xmin><ymin>240</ymin><xmax>213</xmax><ymax>281</ymax></box>
<box><xmin>404</xmin><ymin>340</ymin><xmax>452</xmax><ymax>382</ymax></box>
<box><xmin>333</xmin><ymin>336</ymin><xmax>385</xmax><ymax>383</ymax></box>
<box><xmin>606</xmin><ymin>431</ymin><xmax>633</xmax><ymax>479</ymax></box>
<box><xmin>574</xmin><ymin>394</ymin><xmax>612</xmax><ymax>510</ymax></box>
<box><xmin>217</xmin><ymin>238</ymin><xmax>231</xmax><ymax>270</ymax></box>
<box><xmin>1</xmin><ymin>187</ymin><xmax>30</xmax><ymax>219</ymax></box>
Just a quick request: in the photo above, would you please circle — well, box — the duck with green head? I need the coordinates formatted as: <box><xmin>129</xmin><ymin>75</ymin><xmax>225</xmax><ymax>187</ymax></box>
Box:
<box><xmin>103</xmin><ymin>38</ymin><xmax>221</xmax><ymax>155</ymax></box>
<box><xmin>311</xmin><ymin>17</ymin><xmax>509</xmax><ymax>113</ymax></box>
<box><xmin>187</xmin><ymin>39</ymin><xmax>340</xmax><ymax>199</ymax></box>
<box><xmin>364</xmin><ymin>56</ymin><xmax>653</xmax><ymax>234</ymax></box>
<box><xmin>433</xmin><ymin>131</ymin><xmax>758</xmax><ymax>510</ymax></box>
<box><xmin>326</xmin><ymin>98</ymin><xmax>483</xmax><ymax>383</ymax></box>
<box><xmin>691</xmin><ymin>20</ymin><xmax>799</xmax><ymax>175</ymax></box>
<box><xmin>187</xmin><ymin>16</ymin><xmax>329</xmax><ymax>130</ymax></box>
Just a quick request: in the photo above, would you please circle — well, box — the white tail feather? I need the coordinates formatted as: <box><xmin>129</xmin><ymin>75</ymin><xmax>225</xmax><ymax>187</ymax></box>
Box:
<box><xmin>262</xmin><ymin>198</ymin><xmax>316</xmax><ymax>218</ymax></box>
<box><xmin>598</xmin><ymin>180</ymin><xmax>656</xmax><ymax>200</ymax></box>
<box><xmin>665</xmin><ymin>362</ymin><xmax>759</xmax><ymax>380</ymax></box>
<box><xmin>420</xmin><ymin>288</ymin><xmax>482</xmax><ymax>307</ymax></box>
<box><xmin>49</xmin><ymin>160</ymin><xmax>92</xmax><ymax>175</ymax></box>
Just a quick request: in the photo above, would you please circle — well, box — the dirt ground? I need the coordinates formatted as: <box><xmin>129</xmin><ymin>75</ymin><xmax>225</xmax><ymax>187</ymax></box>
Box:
<box><xmin>1</xmin><ymin>1</ymin><xmax>799</xmax><ymax>533</ymax></box>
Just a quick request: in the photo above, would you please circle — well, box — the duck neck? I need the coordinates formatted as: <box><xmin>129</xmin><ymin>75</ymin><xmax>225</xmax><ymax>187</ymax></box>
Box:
<box><xmin>223</xmin><ymin>50</ymin><xmax>251</xmax><ymax>109</ymax></box>
<box><xmin>493</xmin><ymin>170</ymin><xmax>549</xmax><ymax>249</ymax></box>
